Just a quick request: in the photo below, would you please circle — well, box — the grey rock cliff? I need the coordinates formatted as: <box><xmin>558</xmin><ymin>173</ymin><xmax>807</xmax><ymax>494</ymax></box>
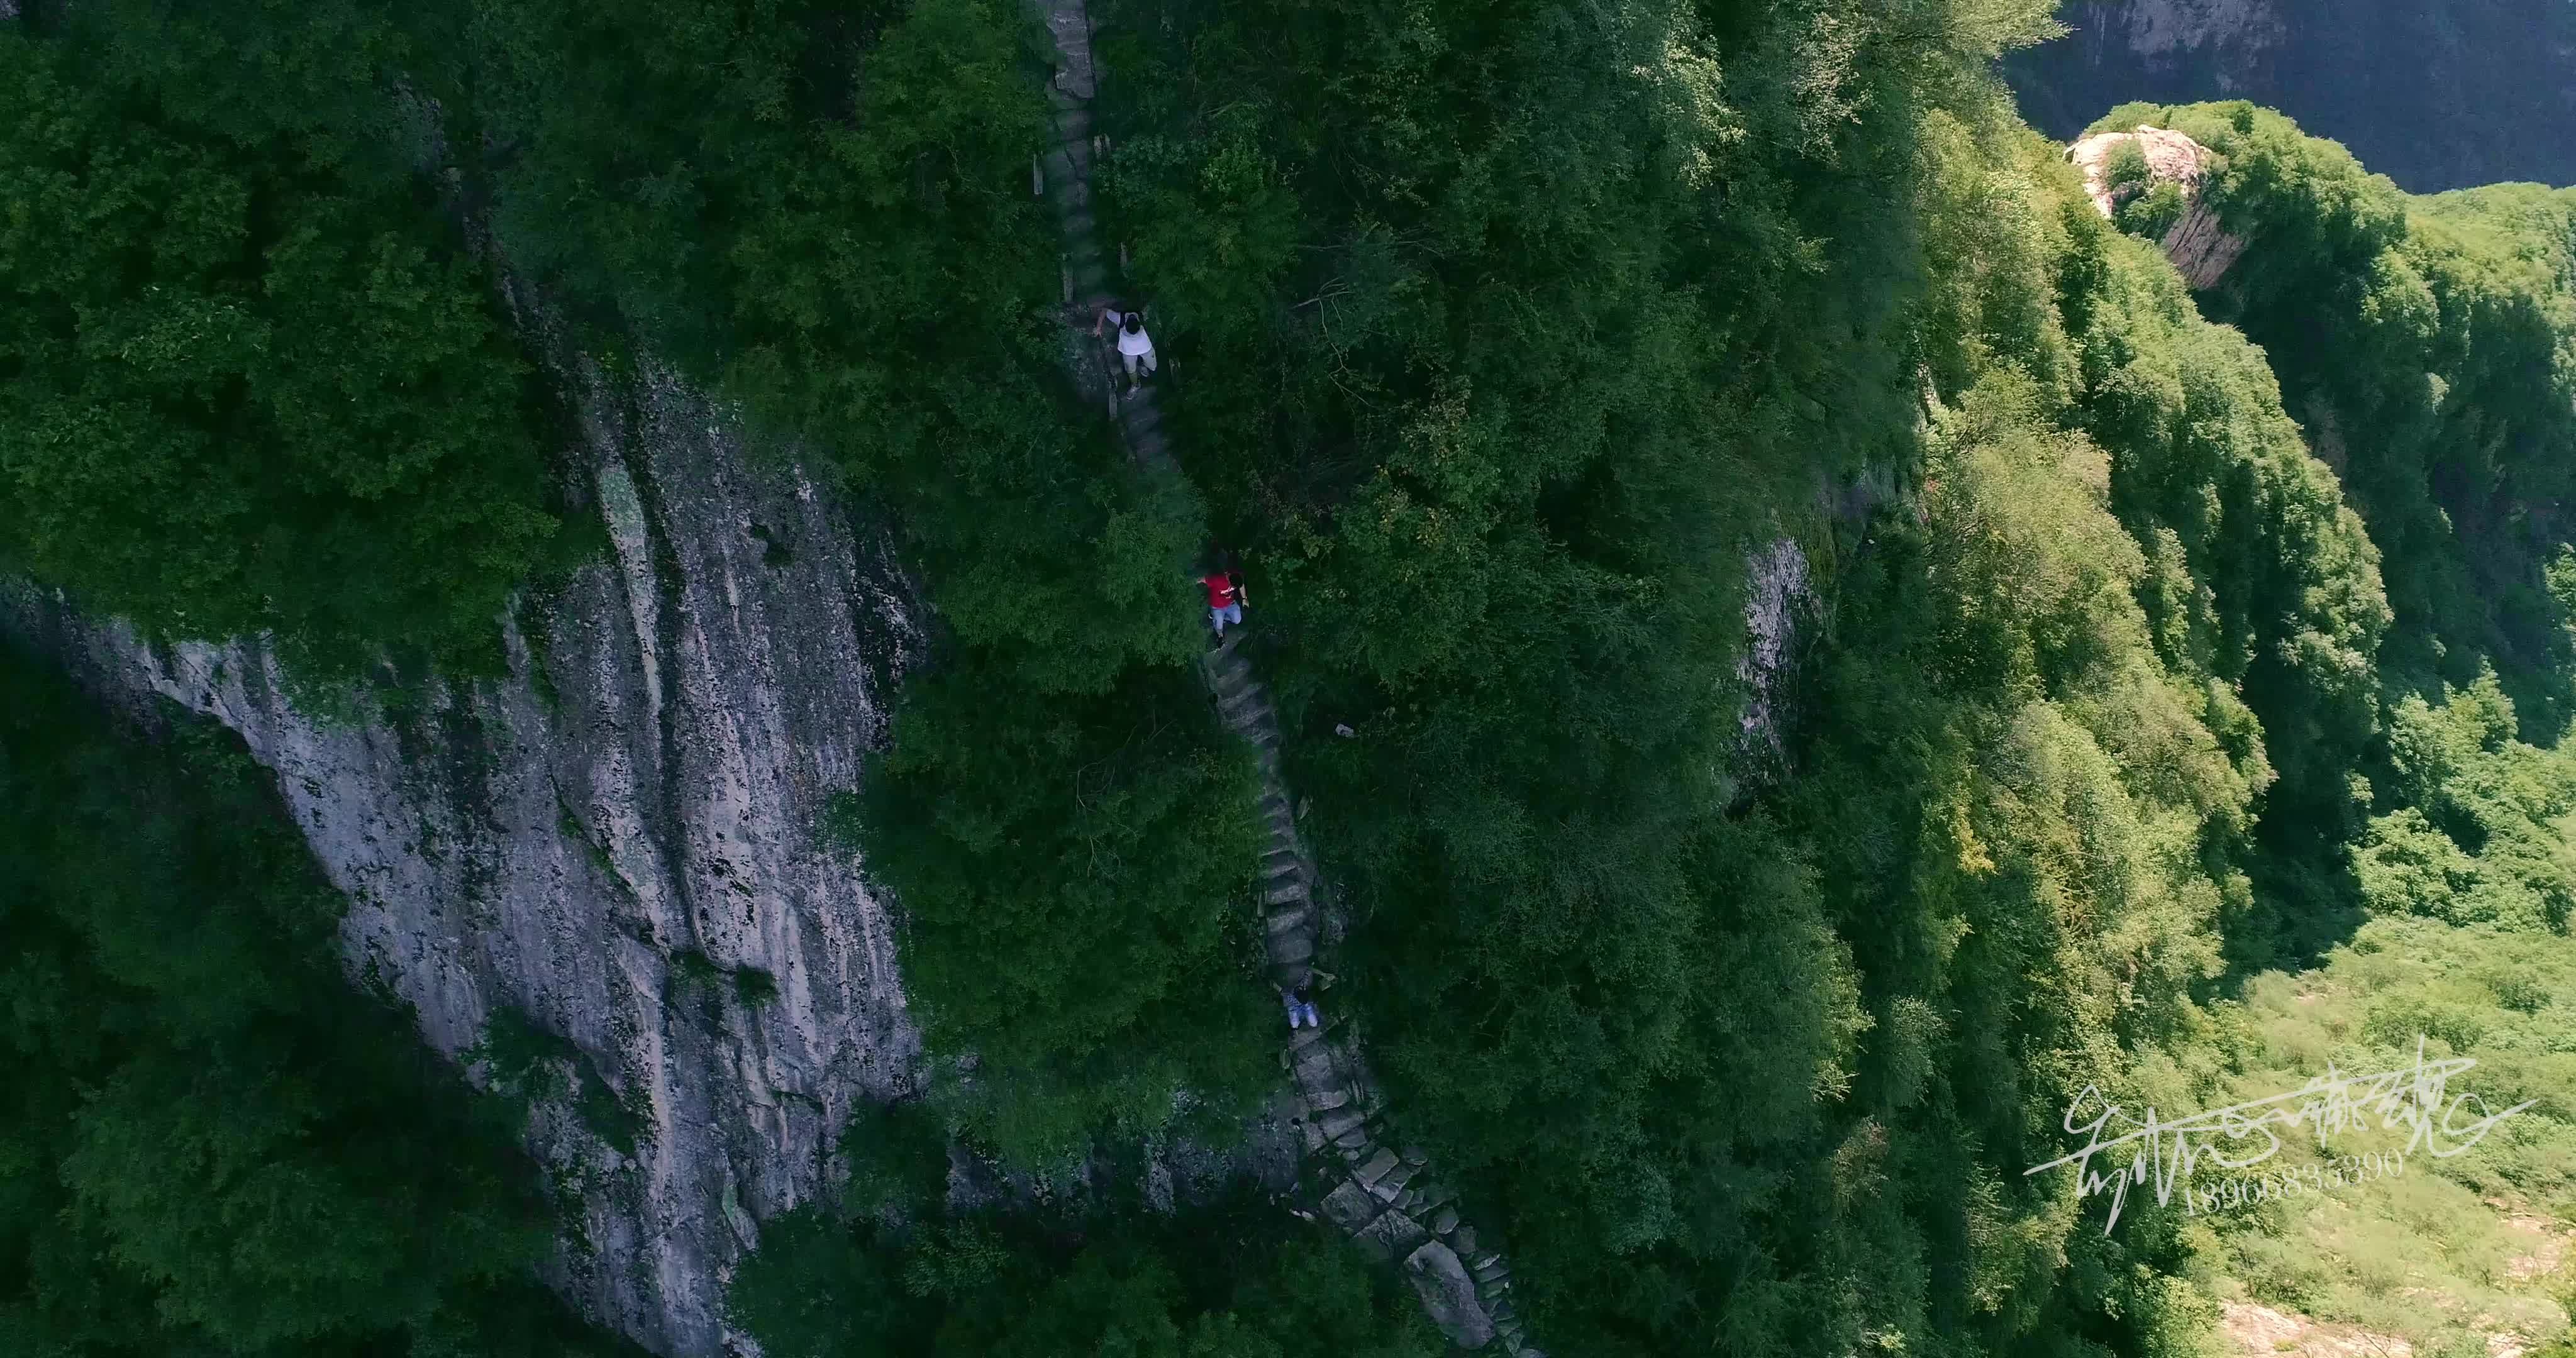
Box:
<box><xmin>10</xmin><ymin>356</ymin><xmax>924</xmax><ymax>1357</ymax></box>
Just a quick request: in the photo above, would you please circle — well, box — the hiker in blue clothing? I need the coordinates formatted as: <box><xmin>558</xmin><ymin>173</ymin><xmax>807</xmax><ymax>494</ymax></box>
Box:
<box><xmin>1281</xmin><ymin>984</ymin><xmax>1319</xmax><ymax>1030</ymax></box>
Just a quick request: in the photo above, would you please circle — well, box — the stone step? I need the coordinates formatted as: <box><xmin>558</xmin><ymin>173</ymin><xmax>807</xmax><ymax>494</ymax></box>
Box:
<box><xmin>1320</xmin><ymin>1180</ymin><xmax>1379</xmax><ymax>1233</ymax></box>
<box><xmin>1262</xmin><ymin>857</ymin><xmax>1301</xmax><ymax>885</ymax></box>
<box><xmin>1263</xmin><ymin>880</ymin><xmax>1307</xmax><ymax>908</ymax></box>
<box><xmin>1352</xmin><ymin>1147</ymin><xmax>1401</xmax><ymax>1189</ymax></box>
<box><xmin>1369</xmin><ymin>1159</ymin><xmax>1419</xmax><ymax>1201</ymax></box>
<box><xmin>1265</xmin><ymin>905</ymin><xmax>1307</xmax><ymax>934</ymax></box>
<box><xmin>1269</xmin><ymin>931</ymin><xmax>1315</xmax><ymax>966</ymax></box>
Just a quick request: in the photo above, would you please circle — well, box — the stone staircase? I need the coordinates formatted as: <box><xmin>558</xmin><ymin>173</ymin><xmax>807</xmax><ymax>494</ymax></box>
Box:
<box><xmin>1033</xmin><ymin>2</ymin><xmax>1541</xmax><ymax>1352</ymax></box>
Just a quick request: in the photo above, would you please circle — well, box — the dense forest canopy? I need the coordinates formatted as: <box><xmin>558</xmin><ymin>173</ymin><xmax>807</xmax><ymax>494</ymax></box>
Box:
<box><xmin>0</xmin><ymin>641</ymin><xmax>641</xmax><ymax>1358</ymax></box>
<box><xmin>0</xmin><ymin>24</ymin><xmax>562</xmax><ymax>678</ymax></box>
<box><xmin>3</xmin><ymin>3</ymin><xmax>2575</xmax><ymax>1358</ymax></box>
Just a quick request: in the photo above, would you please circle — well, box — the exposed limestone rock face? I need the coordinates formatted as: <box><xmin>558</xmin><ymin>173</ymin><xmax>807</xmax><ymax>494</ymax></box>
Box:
<box><xmin>2070</xmin><ymin>124</ymin><xmax>2208</xmax><ymax>213</ymax></box>
<box><xmin>1738</xmin><ymin>536</ymin><xmax>1811</xmax><ymax>763</ymax></box>
<box><xmin>2109</xmin><ymin>0</ymin><xmax>2282</xmax><ymax>68</ymax></box>
<box><xmin>9</xmin><ymin>359</ymin><xmax>924</xmax><ymax>1358</ymax></box>
<box><xmin>2157</xmin><ymin>185</ymin><xmax>2249</xmax><ymax>291</ymax></box>
<box><xmin>2067</xmin><ymin>126</ymin><xmax>2248</xmax><ymax>290</ymax></box>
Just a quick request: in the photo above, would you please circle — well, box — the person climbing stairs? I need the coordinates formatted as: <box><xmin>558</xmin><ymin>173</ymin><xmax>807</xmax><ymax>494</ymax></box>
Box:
<box><xmin>1200</xmin><ymin>562</ymin><xmax>1246</xmax><ymax>641</ymax></box>
<box><xmin>1034</xmin><ymin>0</ymin><xmax>1541</xmax><ymax>1350</ymax></box>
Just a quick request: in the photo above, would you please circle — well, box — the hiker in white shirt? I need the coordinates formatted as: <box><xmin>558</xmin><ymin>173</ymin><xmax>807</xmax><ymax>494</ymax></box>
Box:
<box><xmin>1093</xmin><ymin>306</ymin><xmax>1158</xmax><ymax>389</ymax></box>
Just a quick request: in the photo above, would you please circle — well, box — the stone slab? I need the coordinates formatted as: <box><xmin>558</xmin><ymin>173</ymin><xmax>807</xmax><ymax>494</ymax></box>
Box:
<box><xmin>1353</xmin><ymin>1206</ymin><xmax>1428</xmax><ymax>1263</ymax></box>
<box><xmin>1402</xmin><ymin>1242</ymin><xmax>1497</xmax><ymax>1349</ymax></box>
<box><xmin>1321</xmin><ymin>1179</ymin><xmax>1379</xmax><ymax>1232</ymax></box>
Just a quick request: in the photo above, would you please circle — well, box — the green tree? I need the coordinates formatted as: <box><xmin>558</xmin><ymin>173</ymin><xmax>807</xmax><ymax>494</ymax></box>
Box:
<box><xmin>0</xmin><ymin>639</ymin><xmax>636</xmax><ymax>1357</ymax></box>
<box><xmin>0</xmin><ymin>30</ymin><xmax>560</xmax><ymax>676</ymax></box>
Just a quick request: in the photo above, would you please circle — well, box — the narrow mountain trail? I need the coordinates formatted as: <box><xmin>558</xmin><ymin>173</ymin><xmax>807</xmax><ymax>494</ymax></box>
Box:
<box><xmin>1031</xmin><ymin>4</ymin><xmax>1545</xmax><ymax>1352</ymax></box>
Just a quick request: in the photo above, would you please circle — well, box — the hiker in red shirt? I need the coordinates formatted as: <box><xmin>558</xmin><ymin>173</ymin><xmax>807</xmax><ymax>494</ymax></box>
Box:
<box><xmin>1199</xmin><ymin>564</ymin><xmax>1245</xmax><ymax>639</ymax></box>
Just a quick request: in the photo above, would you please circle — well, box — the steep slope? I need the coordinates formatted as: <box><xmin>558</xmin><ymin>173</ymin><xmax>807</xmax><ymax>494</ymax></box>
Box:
<box><xmin>2008</xmin><ymin>0</ymin><xmax>2576</xmax><ymax>192</ymax></box>
<box><xmin>8</xmin><ymin>345</ymin><xmax>923</xmax><ymax>1356</ymax></box>
<box><xmin>2094</xmin><ymin>103</ymin><xmax>2576</xmax><ymax>730</ymax></box>
<box><xmin>1033</xmin><ymin>8</ymin><xmax>1531</xmax><ymax>1345</ymax></box>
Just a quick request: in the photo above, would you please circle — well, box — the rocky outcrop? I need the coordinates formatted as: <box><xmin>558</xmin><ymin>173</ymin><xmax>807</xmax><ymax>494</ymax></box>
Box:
<box><xmin>2009</xmin><ymin>1</ymin><xmax>2576</xmax><ymax>193</ymax></box>
<box><xmin>2068</xmin><ymin>126</ymin><xmax>2247</xmax><ymax>289</ymax></box>
<box><xmin>1738</xmin><ymin>536</ymin><xmax>1811</xmax><ymax>763</ymax></box>
<box><xmin>8</xmin><ymin>356</ymin><xmax>924</xmax><ymax>1357</ymax></box>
